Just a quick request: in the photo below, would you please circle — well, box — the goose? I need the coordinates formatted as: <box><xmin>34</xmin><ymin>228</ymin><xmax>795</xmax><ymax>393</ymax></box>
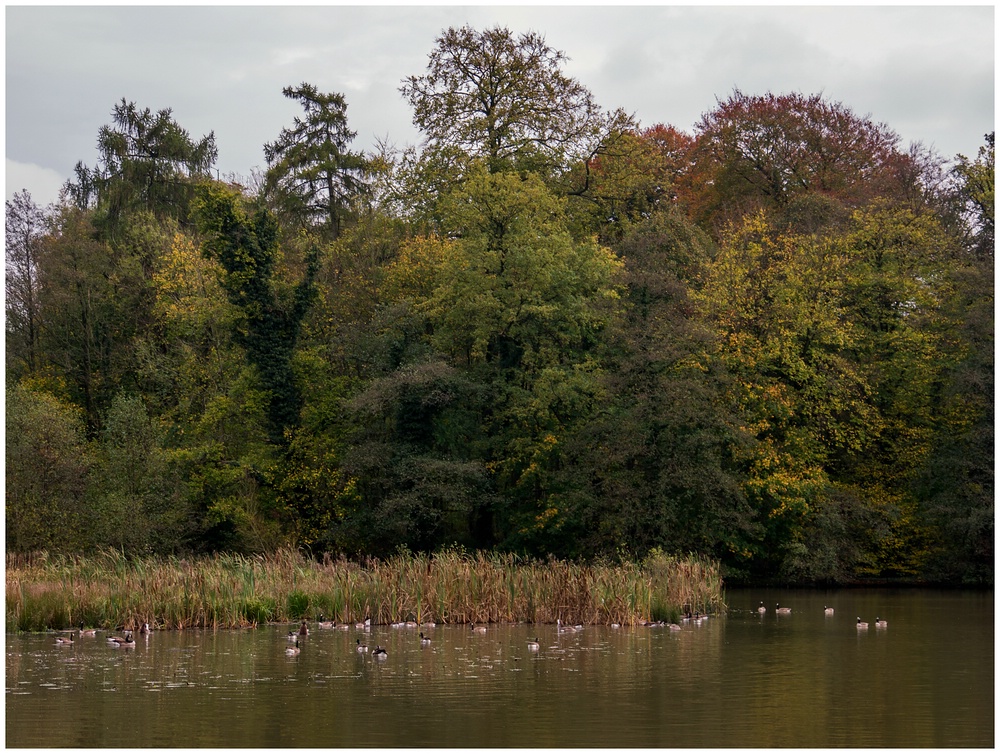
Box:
<box><xmin>287</xmin><ymin>631</ymin><xmax>299</xmax><ymax>643</ymax></box>
<box><xmin>354</xmin><ymin>618</ymin><xmax>371</xmax><ymax>630</ymax></box>
<box><xmin>471</xmin><ymin>624</ymin><xmax>487</xmax><ymax>634</ymax></box>
<box><xmin>56</xmin><ymin>633</ymin><xmax>75</xmax><ymax>645</ymax></box>
<box><xmin>668</xmin><ymin>623</ymin><xmax>682</xmax><ymax>632</ymax></box>
<box><xmin>78</xmin><ymin>622</ymin><xmax>98</xmax><ymax>637</ymax></box>
<box><xmin>757</xmin><ymin>602</ymin><xmax>767</xmax><ymax>614</ymax></box>
<box><xmin>421</xmin><ymin>621</ymin><xmax>436</xmax><ymax>628</ymax></box>
<box><xmin>775</xmin><ymin>604</ymin><xmax>792</xmax><ymax>615</ymax></box>
<box><xmin>298</xmin><ymin>620</ymin><xmax>310</xmax><ymax>636</ymax></box>
<box><xmin>355</xmin><ymin>638</ymin><xmax>368</xmax><ymax>653</ymax></box>
<box><xmin>316</xmin><ymin>614</ymin><xmax>334</xmax><ymax>629</ymax></box>
<box><xmin>106</xmin><ymin>631</ymin><xmax>130</xmax><ymax>644</ymax></box>
<box><xmin>286</xmin><ymin>640</ymin><xmax>301</xmax><ymax>656</ymax></box>
<box><xmin>527</xmin><ymin>638</ymin><xmax>540</xmax><ymax>651</ymax></box>
<box><xmin>824</xmin><ymin>606</ymin><xmax>835</xmax><ymax>616</ymax></box>
<box><xmin>857</xmin><ymin>617</ymin><xmax>869</xmax><ymax>630</ymax></box>
<box><xmin>420</xmin><ymin>632</ymin><xmax>431</xmax><ymax>646</ymax></box>
<box><xmin>110</xmin><ymin>632</ymin><xmax>135</xmax><ymax>647</ymax></box>
<box><xmin>405</xmin><ymin>620</ymin><xmax>418</xmax><ymax>629</ymax></box>
<box><xmin>139</xmin><ymin>622</ymin><xmax>152</xmax><ymax>635</ymax></box>
<box><xmin>875</xmin><ymin>617</ymin><xmax>888</xmax><ymax>628</ymax></box>
<box><xmin>372</xmin><ymin>645</ymin><xmax>387</xmax><ymax>659</ymax></box>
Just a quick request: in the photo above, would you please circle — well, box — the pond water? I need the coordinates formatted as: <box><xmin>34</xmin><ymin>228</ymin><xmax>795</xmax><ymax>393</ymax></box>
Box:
<box><xmin>6</xmin><ymin>589</ymin><xmax>993</xmax><ymax>747</ymax></box>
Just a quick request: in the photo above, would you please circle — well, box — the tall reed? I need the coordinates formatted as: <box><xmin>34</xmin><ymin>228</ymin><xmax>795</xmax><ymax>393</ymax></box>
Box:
<box><xmin>6</xmin><ymin>547</ymin><xmax>725</xmax><ymax>631</ymax></box>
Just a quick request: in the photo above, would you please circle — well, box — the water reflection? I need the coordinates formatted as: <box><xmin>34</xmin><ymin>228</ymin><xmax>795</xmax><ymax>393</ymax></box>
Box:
<box><xmin>6</xmin><ymin>589</ymin><xmax>993</xmax><ymax>747</ymax></box>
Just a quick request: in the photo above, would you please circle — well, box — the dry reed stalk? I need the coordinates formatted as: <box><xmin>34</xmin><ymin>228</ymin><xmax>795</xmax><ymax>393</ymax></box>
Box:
<box><xmin>6</xmin><ymin>547</ymin><xmax>724</xmax><ymax>630</ymax></box>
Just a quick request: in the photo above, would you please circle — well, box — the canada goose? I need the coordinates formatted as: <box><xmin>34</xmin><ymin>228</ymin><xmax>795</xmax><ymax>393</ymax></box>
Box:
<box><xmin>471</xmin><ymin>624</ymin><xmax>487</xmax><ymax>634</ymax></box>
<box><xmin>857</xmin><ymin>617</ymin><xmax>868</xmax><ymax>630</ymax></box>
<box><xmin>824</xmin><ymin>606</ymin><xmax>835</xmax><ymax>616</ymax></box>
<box><xmin>287</xmin><ymin>631</ymin><xmax>299</xmax><ymax>642</ymax></box>
<box><xmin>527</xmin><ymin>638</ymin><xmax>540</xmax><ymax>650</ymax></box>
<box><xmin>110</xmin><ymin>632</ymin><xmax>135</xmax><ymax>647</ymax></box>
<box><xmin>405</xmin><ymin>620</ymin><xmax>418</xmax><ymax>628</ymax></box>
<box><xmin>757</xmin><ymin>602</ymin><xmax>767</xmax><ymax>614</ymax></box>
<box><xmin>420</xmin><ymin>632</ymin><xmax>431</xmax><ymax>646</ymax></box>
<box><xmin>56</xmin><ymin>634</ymin><xmax>75</xmax><ymax>645</ymax></box>
<box><xmin>776</xmin><ymin>604</ymin><xmax>792</xmax><ymax>615</ymax></box>
<box><xmin>421</xmin><ymin>621</ymin><xmax>436</xmax><ymax>628</ymax></box>
<box><xmin>611</xmin><ymin>622</ymin><xmax>621</xmax><ymax>629</ymax></box>
<box><xmin>355</xmin><ymin>618</ymin><xmax>371</xmax><ymax>630</ymax></box>
<box><xmin>139</xmin><ymin>622</ymin><xmax>151</xmax><ymax>635</ymax></box>
<box><xmin>372</xmin><ymin>645</ymin><xmax>387</xmax><ymax>659</ymax></box>
<box><xmin>78</xmin><ymin>622</ymin><xmax>97</xmax><ymax>637</ymax></box>
<box><xmin>286</xmin><ymin>640</ymin><xmax>301</xmax><ymax>656</ymax></box>
<box><xmin>875</xmin><ymin>617</ymin><xmax>888</xmax><ymax>628</ymax></box>
<box><xmin>355</xmin><ymin>638</ymin><xmax>368</xmax><ymax>653</ymax></box>
<box><xmin>298</xmin><ymin>620</ymin><xmax>310</xmax><ymax>636</ymax></box>
<box><xmin>317</xmin><ymin>615</ymin><xmax>334</xmax><ymax>629</ymax></box>
<box><xmin>669</xmin><ymin>623</ymin><xmax>682</xmax><ymax>632</ymax></box>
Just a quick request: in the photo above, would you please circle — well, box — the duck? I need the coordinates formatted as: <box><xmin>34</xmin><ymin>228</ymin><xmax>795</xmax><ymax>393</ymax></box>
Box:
<box><xmin>286</xmin><ymin>640</ymin><xmax>301</xmax><ymax>656</ymax></box>
<box><xmin>355</xmin><ymin>638</ymin><xmax>368</xmax><ymax>653</ymax></box>
<box><xmin>857</xmin><ymin>617</ymin><xmax>869</xmax><ymax>630</ymax></box>
<box><xmin>298</xmin><ymin>620</ymin><xmax>310</xmax><ymax>636</ymax></box>
<box><xmin>757</xmin><ymin>602</ymin><xmax>767</xmax><ymax>614</ymax></box>
<box><xmin>78</xmin><ymin>622</ymin><xmax>98</xmax><ymax>637</ymax></box>
<box><xmin>527</xmin><ymin>638</ymin><xmax>540</xmax><ymax>651</ymax></box>
<box><xmin>420</xmin><ymin>632</ymin><xmax>431</xmax><ymax>646</ymax></box>
<box><xmin>56</xmin><ymin>633</ymin><xmax>75</xmax><ymax>645</ymax></box>
<box><xmin>372</xmin><ymin>645</ymin><xmax>387</xmax><ymax>659</ymax></box>
<box><xmin>875</xmin><ymin>617</ymin><xmax>888</xmax><ymax>628</ymax></box>
<box><xmin>556</xmin><ymin>619</ymin><xmax>578</xmax><ymax>634</ymax></box>
<box><xmin>824</xmin><ymin>606</ymin><xmax>835</xmax><ymax>616</ymax></box>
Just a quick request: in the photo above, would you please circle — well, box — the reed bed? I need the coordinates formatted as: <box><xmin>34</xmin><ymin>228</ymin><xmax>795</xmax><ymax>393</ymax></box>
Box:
<box><xmin>6</xmin><ymin>547</ymin><xmax>725</xmax><ymax>632</ymax></box>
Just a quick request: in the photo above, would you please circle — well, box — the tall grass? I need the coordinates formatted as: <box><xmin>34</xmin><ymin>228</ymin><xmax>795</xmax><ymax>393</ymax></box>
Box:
<box><xmin>6</xmin><ymin>547</ymin><xmax>725</xmax><ymax>631</ymax></box>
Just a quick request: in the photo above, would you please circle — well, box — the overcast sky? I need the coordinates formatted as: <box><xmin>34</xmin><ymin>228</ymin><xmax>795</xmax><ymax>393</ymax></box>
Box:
<box><xmin>6</xmin><ymin>4</ymin><xmax>995</xmax><ymax>208</ymax></box>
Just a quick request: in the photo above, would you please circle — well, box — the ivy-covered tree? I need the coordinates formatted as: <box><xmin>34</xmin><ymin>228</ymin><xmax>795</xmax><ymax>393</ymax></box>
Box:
<box><xmin>193</xmin><ymin>182</ymin><xmax>319</xmax><ymax>445</ymax></box>
<box><xmin>263</xmin><ymin>83</ymin><xmax>370</xmax><ymax>240</ymax></box>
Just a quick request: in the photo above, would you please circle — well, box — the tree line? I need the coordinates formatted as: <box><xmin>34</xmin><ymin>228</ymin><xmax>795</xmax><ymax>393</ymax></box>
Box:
<box><xmin>6</xmin><ymin>25</ymin><xmax>993</xmax><ymax>584</ymax></box>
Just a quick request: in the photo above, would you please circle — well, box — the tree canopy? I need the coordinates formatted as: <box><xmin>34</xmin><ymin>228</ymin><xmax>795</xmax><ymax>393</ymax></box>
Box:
<box><xmin>5</xmin><ymin>31</ymin><xmax>993</xmax><ymax>585</ymax></box>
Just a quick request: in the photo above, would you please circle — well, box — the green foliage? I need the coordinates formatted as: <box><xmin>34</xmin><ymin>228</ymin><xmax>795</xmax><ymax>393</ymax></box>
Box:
<box><xmin>6</xmin><ymin>385</ymin><xmax>90</xmax><ymax>551</ymax></box>
<box><xmin>65</xmin><ymin>98</ymin><xmax>216</xmax><ymax>235</ymax></box>
<box><xmin>264</xmin><ymin>82</ymin><xmax>370</xmax><ymax>239</ymax></box>
<box><xmin>194</xmin><ymin>182</ymin><xmax>319</xmax><ymax>444</ymax></box>
<box><xmin>6</xmin><ymin>80</ymin><xmax>991</xmax><ymax>585</ymax></box>
<box><xmin>400</xmin><ymin>25</ymin><xmax>613</xmax><ymax>179</ymax></box>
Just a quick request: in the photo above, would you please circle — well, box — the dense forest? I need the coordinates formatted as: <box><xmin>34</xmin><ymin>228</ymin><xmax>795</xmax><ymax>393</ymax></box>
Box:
<box><xmin>6</xmin><ymin>25</ymin><xmax>993</xmax><ymax>584</ymax></box>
